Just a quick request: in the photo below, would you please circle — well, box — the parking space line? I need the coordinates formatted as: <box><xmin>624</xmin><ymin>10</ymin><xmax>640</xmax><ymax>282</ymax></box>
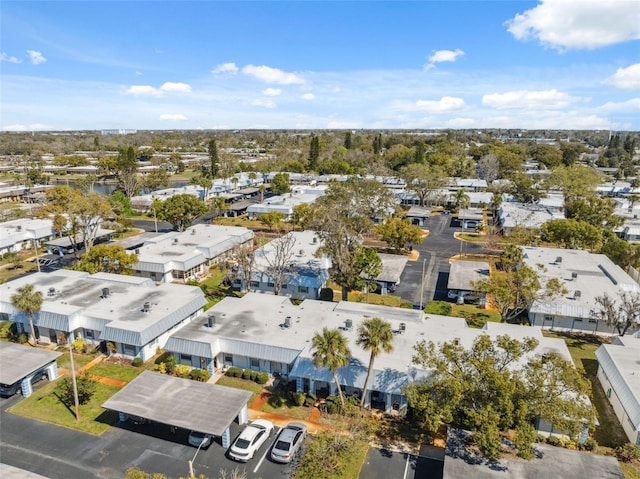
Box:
<box><xmin>403</xmin><ymin>453</ymin><xmax>411</xmax><ymax>479</ymax></box>
<box><xmin>253</xmin><ymin>427</ymin><xmax>280</xmax><ymax>474</ymax></box>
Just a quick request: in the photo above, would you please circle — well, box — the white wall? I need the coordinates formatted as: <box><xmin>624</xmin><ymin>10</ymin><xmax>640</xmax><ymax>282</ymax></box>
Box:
<box><xmin>597</xmin><ymin>365</ymin><xmax>640</xmax><ymax>444</ymax></box>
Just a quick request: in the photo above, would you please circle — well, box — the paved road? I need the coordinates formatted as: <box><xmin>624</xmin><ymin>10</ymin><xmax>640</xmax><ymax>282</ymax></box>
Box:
<box><xmin>0</xmin><ymin>393</ymin><xmax>295</xmax><ymax>479</ymax></box>
<box><xmin>393</xmin><ymin>215</ymin><xmax>485</xmax><ymax>307</ymax></box>
<box><xmin>359</xmin><ymin>447</ymin><xmax>444</xmax><ymax>479</ymax></box>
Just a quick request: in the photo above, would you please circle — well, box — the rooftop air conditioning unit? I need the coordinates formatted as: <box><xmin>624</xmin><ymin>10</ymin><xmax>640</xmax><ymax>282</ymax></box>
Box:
<box><xmin>102</xmin><ymin>287</ymin><xmax>110</xmax><ymax>298</ymax></box>
<box><xmin>284</xmin><ymin>316</ymin><xmax>292</xmax><ymax>328</ymax></box>
<box><xmin>399</xmin><ymin>323</ymin><xmax>406</xmax><ymax>334</ymax></box>
<box><xmin>207</xmin><ymin>315</ymin><xmax>216</xmax><ymax>328</ymax></box>
<box><xmin>172</xmin><ymin>238</ymin><xmax>178</xmax><ymax>245</ymax></box>
<box><xmin>191</xmin><ymin>229</ymin><xmax>196</xmax><ymax>235</ymax></box>
<box><xmin>574</xmin><ymin>290</ymin><xmax>582</xmax><ymax>299</ymax></box>
<box><xmin>555</xmin><ymin>257</ymin><xmax>563</xmax><ymax>264</ymax></box>
<box><xmin>48</xmin><ymin>287</ymin><xmax>55</xmax><ymax>297</ymax></box>
<box><xmin>143</xmin><ymin>301</ymin><xmax>151</xmax><ymax>312</ymax></box>
<box><xmin>16</xmin><ymin>225</ymin><xmax>22</xmax><ymax>232</ymax></box>
<box><xmin>345</xmin><ymin>319</ymin><xmax>353</xmax><ymax>330</ymax></box>
<box><xmin>571</xmin><ymin>272</ymin><xmax>578</xmax><ymax>280</ymax></box>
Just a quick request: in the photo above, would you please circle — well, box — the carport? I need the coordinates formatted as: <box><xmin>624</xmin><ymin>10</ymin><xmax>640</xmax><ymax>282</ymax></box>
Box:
<box><xmin>447</xmin><ymin>260</ymin><xmax>490</xmax><ymax>296</ymax></box>
<box><xmin>102</xmin><ymin>371</ymin><xmax>252</xmax><ymax>448</ymax></box>
<box><xmin>0</xmin><ymin>342</ymin><xmax>61</xmax><ymax>397</ymax></box>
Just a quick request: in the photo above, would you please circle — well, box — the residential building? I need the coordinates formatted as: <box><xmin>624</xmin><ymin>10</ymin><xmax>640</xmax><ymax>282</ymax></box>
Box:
<box><xmin>0</xmin><ymin>218</ymin><xmax>56</xmax><ymax>255</ymax></box>
<box><xmin>522</xmin><ymin>246</ymin><xmax>640</xmax><ymax>335</ymax></box>
<box><xmin>130</xmin><ymin>224</ymin><xmax>254</xmax><ymax>284</ymax></box>
<box><xmin>595</xmin><ymin>336</ymin><xmax>640</xmax><ymax>444</ymax></box>
<box><xmin>498</xmin><ymin>203</ymin><xmax>565</xmax><ymax>234</ymax></box>
<box><xmin>0</xmin><ymin>270</ymin><xmax>206</xmax><ymax>361</ymax></box>
<box><xmin>246</xmin><ymin>185</ymin><xmax>326</xmax><ymax>220</ymax></box>
<box><xmin>164</xmin><ymin>293</ymin><xmax>574</xmax><ymax>418</ymax></box>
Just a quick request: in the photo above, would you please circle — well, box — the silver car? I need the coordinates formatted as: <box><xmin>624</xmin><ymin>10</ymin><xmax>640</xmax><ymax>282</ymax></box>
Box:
<box><xmin>270</xmin><ymin>422</ymin><xmax>307</xmax><ymax>463</ymax></box>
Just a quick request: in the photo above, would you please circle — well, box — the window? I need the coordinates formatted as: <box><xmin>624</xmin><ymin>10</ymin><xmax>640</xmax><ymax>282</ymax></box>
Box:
<box><xmin>224</xmin><ymin>354</ymin><xmax>233</xmax><ymax>364</ymax></box>
<box><xmin>281</xmin><ymin>284</ymin><xmax>288</xmax><ymax>289</ymax></box>
<box><xmin>574</xmin><ymin>318</ymin><xmax>583</xmax><ymax>322</ymax></box>
<box><xmin>607</xmin><ymin>388</ymin><xmax>612</xmax><ymax>398</ymax></box>
<box><xmin>250</xmin><ymin>281</ymin><xmax>259</xmax><ymax>288</ymax></box>
<box><xmin>298</xmin><ymin>286</ymin><xmax>309</xmax><ymax>293</ymax></box>
<box><xmin>180</xmin><ymin>354</ymin><xmax>192</xmax><ymax>365</ymax></box>
<box><xmin>84</xmin><ymin>329</ymin><xmax>95</xmax><ymax>340</ymax></box>
<box><xmin>267</xmin><ymin>281</ymin><xmax>274</xmax><ymax>288</ymax></box>
<box><xmin>588</xmin><ymin>318</ymin><xmax>597</xmax><ymax>323</ymax></box>
<box><xmin>123</xmin><ymin>344</ymin><xmax>137</xmax><ymax>356</ymax></box>
<box><xmin>250</xmin><ymin>358</ymin><xmax>259</xmax><ymax>370</ymax></box>
<box><xmin>544</xmin><ymin>315</ymin><xmax>553</xmax><ymax>322</ymax></box>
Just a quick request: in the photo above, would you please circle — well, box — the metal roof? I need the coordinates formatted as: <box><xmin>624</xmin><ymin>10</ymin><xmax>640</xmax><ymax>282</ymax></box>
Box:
<box><xmin>0</xmin><ymin>342</ymin><xmax>62</xmax><ymax>385</ymax></box>
<box><xmin>102</xmin><ymin>371</ymin><xmax>252</xmax><ymax>436</ymax></box>
<box><xmin>595</xmin><ymin>338</ymin><xmax>640</xmax><ymax>430</ymax></box>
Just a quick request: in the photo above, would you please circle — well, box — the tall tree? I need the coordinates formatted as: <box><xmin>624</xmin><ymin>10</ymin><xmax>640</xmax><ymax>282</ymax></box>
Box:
<box><xmin>308</xmin><ymin>136</ymin><xmax>320</xmax><ymax>171</ymax></box>
<box><xmin>116</xmin><ymin>146</ymin><xmax>140</xmax><ymax>198</ymax></box>
<box><xmin>271</xmin><ymin>173</ymin><xmax>291</xmax><ymax>195</ymax></box>
<box><xmin>591</xmin><ymin>292</ymin><xmax>640</xmax><ymax>336</ymax></box>
<box><xmin>376</xmin><ymin>217</ymin><xmax>424</xmax><ymax>253</ymax></box>
<box><xmin>142</xmin><ymin>168</ymin><xmax>170</xmax><ymax>192</ymax></box>
<box><xmin>72</xmin><ymin>244</ymin><xmax>138</xmax><ymax>275</ymax></box>
<box><xmin>155</xmin><ymin>194</ymin><xmax>207</xmax><ymax>232</ymax></box>
<box><xmin>372</xmin><ymin>134</ymin><xmax>383</xmax><ymax>155</ymax></box>
<box><xmin>477</xmin><ymin>154</ymin><xmax>500</xmax><ymax>183</ymax></box>
<box><xmin>312</xmin><ymin>327</ymin><xmax>351</xmax><ymax>411</ymax></box>
<box><xmin>356</xmin><ymin>317</ymin><xmax>394</xmax><ymax>408</ymax></box>
<box><xmin>261</xmin><ymin>232</ymin><xmax>297</xmax><ymax>296</ymax></box>
<box><xmin>354</xmin><ymin>246</ymin><xmax>383</xmax><ymax>300</ymax></box>
<box><xmin>11</xmin><ymin>284</ymin><xmax>43</xmax><ymax>346</ymax></box>
<box><xmin>208</xmin><ymin>139</ymin><xmax>220</xmax><ymax>179</ymax></box>
<box><xmin>453</xmin><ymin>189</ymin><xmax>470</xmax><ymax>211</ymax></box>
<box><xmin>344</xmin><ymin>131</ymin><xmax>352</xmax><ymax>150</ymax></box>
<box><xmin>399</xmin><ymin>163</ymin><xmax>447</xmax><ymax>207</ymax></box>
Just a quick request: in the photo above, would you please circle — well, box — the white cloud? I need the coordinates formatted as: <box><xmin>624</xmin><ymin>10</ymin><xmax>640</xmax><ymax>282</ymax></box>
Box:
<box><xmin>3</xmin><ymin>123</ymin><xmax>51</xmax><ymax>131</ymax></box>
<box><xmin>414</xmin><ymin>96</ymin><xmax>466</xmax><ymax>112</ymax></box>
<box><xmin>212</xmin><ymin>62</ymin><xmax>239</xmax><ymax>74</ymax></box>
<box><xmin>26</xmin><ymin>50</ymin><xmax>46</xmax><ymax>65</ymax></box>
<box><xmin>597</xmin><ymin>98</ymin><xmax>640</xmax><ymax>114</ymax></box>
<box><xmin>122</xmin><ymin>85</ymin><xmax>164</xmax><ymax>97</ymax></box>
<box><xmin>300</xmin><ymin>93</ymin><xmax>315</xmax><ymax>100</ymax></box>
<box><xmin>482</xmin><ymin>89</ymin><xmax>580</xmax><ymax>109</ymax></box>
<box><xmin>242</xmin><ymin>65</ymin><xmax>305</xmax><ymax>84</ymax></box>
<box><xmin>159</xmin><ymin>114</ymin><xmax>188</xmax><ymax>121</ymax></box>
<box><xmin>506</xmin><ymin>0</ymin><xmax>640</xmax><ymax>50</ymax></box>
<box><xmin>327</xmin><ymin>120</ymin><xmax>360</xmax><ymax>129</ymax></box>
<box><xmin>263</xmin><ymin>88</ymin><xmax>282</xmax><ymax>97</ymax></box>
<box><xmin>160</xmin><ymin>82</ymin><xmax>192</xmax><ymax>93</ymax></box>
<box><xmin>1</xmin><ymin>52</ymin><xmax>21</xmax><ymax>63</ymax></box>
<box><xmin>249</xmin><ymin>99</ymin><xmax>276</xmax><ymax>108</ymax></box>
<box><xmin>135</xmin><ymin>71</ymin><xmax>143</xmax><ymax>76</ymax></box>
<box><xmin>427</xmin><ymin>49</ymin><xmax>464</xmax><ymax>66</ymax></box>
<box><xmin>604</xmin><ymin>63</ymin><xmax>640</xmax><ymax>91</ymax></box>
<box><xmin>446</xmin><ymin>118</ymin><xmax>476</xmax><ymax>127</ymax></box>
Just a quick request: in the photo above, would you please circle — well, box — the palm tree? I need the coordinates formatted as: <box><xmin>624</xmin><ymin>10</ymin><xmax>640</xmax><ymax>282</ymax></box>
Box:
<box><xmin>248</xmin><ymin>171</ymin><xmax>257</xmax><ymax>186</ymax></box>
<box><xmin>311</xmin><ymin>327</ymin><xmax>351</xmax><ymax>411</ymax></box>
<box><xmin>11</xmin><ymin>284</ymin><xmax>43</xmax><ymax>346</ymax></box>
<box><xmin>356</xmin><ymin>317</ymin><xmax>394</xmax><ymax>408</ymax></box>
<box><xmin>454</xmin><ymin>189</ymin><xmax>471</xmax><ymax>211</ymax></box>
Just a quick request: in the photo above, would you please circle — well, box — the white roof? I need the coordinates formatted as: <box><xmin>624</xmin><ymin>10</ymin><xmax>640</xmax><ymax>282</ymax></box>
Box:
<box><xmin>595</xmin><ymin>337</ymin><xmax>640</xmax><ymax>430</ymax></box>
<box><xmin>522</xmin><ymin>246</ymin><xmax>640</xmax><ymax>319</ymax></box>
<box><xmin>499</xmin><ymin>203</ymin><xmax>565</xmax><ymax>229</ymax></box>
<box><xmin>0</xmin><ymin>218</ymin><xmax>55</xmax><ymax>248</ymax></box>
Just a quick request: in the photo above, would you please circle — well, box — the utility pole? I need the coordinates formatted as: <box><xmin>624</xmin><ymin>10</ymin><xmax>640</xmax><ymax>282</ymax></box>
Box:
<box><xmin>69</xmin><ymin>338</ymin><xmax>80</xmax><ymax>422</ymax></box>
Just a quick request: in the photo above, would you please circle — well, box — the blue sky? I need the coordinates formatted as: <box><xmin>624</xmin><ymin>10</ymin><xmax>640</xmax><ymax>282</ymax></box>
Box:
<box><xmin>1</xmin><ymin>0</ymin><xmax>639</xmax><ymax>131</ymax></box>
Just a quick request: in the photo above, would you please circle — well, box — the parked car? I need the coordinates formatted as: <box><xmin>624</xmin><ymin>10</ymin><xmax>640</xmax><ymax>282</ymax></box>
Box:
<box><xmin>188</xmin><ymin>430</ymin><xmax>213</xmax><ymax>448</ymax></box>
<box><xmin>0</xmin><ymin>369</ymin><xmax>48</xmax><ymax>398</ymax></box>
<box><xmin>229</xmin><ymin>419</ymin><xmax>274</xmax><ymax>462</ymax></box>
<box><xmin>128</xmin><ymin>415</ymin><xmax>148</xmax><ymax>425</ymax></box>
<box><xmin>448</xmin><ymin>290</ymin><xmax>480</xmax><ymax>304</ymax></box>
<box><xmin>270</xmin><ymin>422</ymin><xmax>307</xmax><ymax>463</ymax></box>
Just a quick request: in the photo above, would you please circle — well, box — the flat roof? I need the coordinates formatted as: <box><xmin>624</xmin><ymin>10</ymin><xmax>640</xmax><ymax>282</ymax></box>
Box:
<box><xmin>376</xmin><ymin>254</ymin><xmax>409</xmax><ymax>283</ymax></box>
<box><xmin>447</xmin><ymin>260</ymin><xmax>490</xmax><ymax>291</ymax></box>
<box><xmin>0</xmin><ymin>342</ymin><xmax>62</xmax><ymax>385</ymax></box>
<box><xmin>102</xmin><ymin>371</ymin><xmax>252</xmax><ymax>436</ymax></box>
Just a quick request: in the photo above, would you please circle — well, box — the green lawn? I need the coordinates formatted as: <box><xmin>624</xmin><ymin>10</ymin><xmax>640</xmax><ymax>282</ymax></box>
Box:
<box><xmin>56</xmin><ymin>351</ymin><xmax>98</xmax><ymax>370</ymax></box>
<box><xmin>214</xmin><ymin>376</ymin><xmax>262</xmax><ymax>403</ymax></box>
<box><xmin>621</xmin><ymin>462</ymin><xmax>640</xmax><ymax>479</ymax></box>
<box><xmin>88</xmin><ymin>362</ymin><xmax>145</xmax><ymax>382</ymax></box>
<box><xmin>424</xmin><ymin>301</ymin><xmax>501</xmax><ymax>328</ymax></box>
<box><xmin>7</xmin><ymin>380</ymin><xmax>120</xmax><ymax>435</ymax></box>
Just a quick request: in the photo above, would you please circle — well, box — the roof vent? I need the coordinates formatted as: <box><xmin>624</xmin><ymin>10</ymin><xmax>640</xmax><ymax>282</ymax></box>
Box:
<box><xmin>571</xmin><ymin>272</ymin><xmax>578</xmax><ymax>280</ymax></box>
<box><xmin>453</xmin><ymin>338</ymin><xmax>460</xmax><ymax>346</ymax></box>
<box><xmin>48</xmin><ymin>287</ymin><xmax>56</xmax><ymax>297</ymax></box>
<box><xmin>345</xmin><ymin>319</ymin><xmax>353</xmax><ymax>330</ymax></box>
<box><xmin>574</xmin><ymin>290</ymin><xmax>582</xmax><ymax>299</ymax></box>
<box><xmin>172</xmin><ymin>238</ymin><xmax>178</xmax><ymax>245</ymax></box>
<box><xmin>399</xmin><ymin>322</ymin><xmax>406</xmax><ymax>334</ymax></box>
<box><xmin>143</xmin><ymin>301</ymin><xmax>151</xmax><ymax>312</ymax></box>
<box><xmin>206</xmin><ymin>315</ymin><xmax>216</xmax><ymax>328</ymax></box>
<box><xmin>191</xmin><ymin>229</ymin><xmax>196</xmax><ymax>235</ymax></box>
<box><xmin>312</xmin><ymin>236</ymin><xmax>318</xmax><ymax>244</ymax></box>
<box><xmin>135</xmin><ymin>248</ymin><xmax>140</xmax><ymax>255</ymax></box>
<box><xmin>102</xmin><ymin>287</ymin><xmax>110</xmax><ymax>298</ymax></box>
<box><xmin>16</xmin><ymin>225</ymin><xmax>22</xmax><ymax>232</ymax></box>
<box><xmin>284</xmin><ymin>316</ymin><xmax>292</xmax><ymax>328</ymax></box>
<box><xmin>555</xmin><ymin>256</ymin><xmax>562</xmax><ymax>264</ymax></box>
<box><xmin>298</xmin><ymin>249</ymin><xmax>305</xmax><ymax>256</ymax></box>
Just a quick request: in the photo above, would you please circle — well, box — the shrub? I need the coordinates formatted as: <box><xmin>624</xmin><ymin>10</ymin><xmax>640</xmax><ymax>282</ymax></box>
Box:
<box><xmin>165</xmin><ymin>355</ymin><xmax>176</xmax><ymax>374</ymax></box>
<box><xmin>319</xmin><ymin>288</ymin><xmax>334</xmax><ymax>301</ymax></box>
<box><xmin>546</xmin><ymin>435</ymin><xmax>561</xmax><ymax>447</ymax></box>
<box><xmin>0</xmin><ymin>321</ymin><xmax>16</xmax><ymax>340</ymax></box>
<box><xmin>71</xmin><ymin>338</ymin><xmax>87</xmax><ymax>354</ymax></box>
<box><xmin>17</xmin><ymin>332</ymin><xmax>28</xmax><ymax>344</ymax></box>
<box><xmin>174</xmin><ymin>364</ymin><xmax>191</xmax><ymax>378</ymax></box>
<box><xmin>424</xmin><ymin>301</ymin><xmax>452</xmax><ymax>315</ymax></box>
<box><xmin>158</xmin><ymin>362</ymin><xmax>167</xmax><ymax>374</ymax></box>
<box><xmin>227</xmin><ymin>366</ymin><xmax>242</xmax><ymax>377</ymax></box>
<box><xmin>269</xmin><ymin>395</ymin><xmax>284</xmax><ymax>408</ymax></box>
<box><xmin>292</xmin><ymin>391</ymin><xmax>306</xmax><ymax>407</ymax></box>
<box><xmin>255</xmin><ymin>372</ymin><xmax>269</xmax><ymax>384</ymax></box>
<box><xmin>581</xmin><ymin>437</ymin><xmax>597</xmax><ymax>451</ymax></box>
<box><xmin>57</xmin><ymin>374</ymin><xmax>97</xmax><ymax>406</ymax></box>
<box><xmin>242</xmin><ymin>369</ymin><xmax>252</xmax><ymax>380</ymax></box>
<box><xmin>131</xmin><ymin>357</ymin><xmax>143</xmax><ymax>367</ymax></box>
<box><xmin>304</xmin><ymin>393</ymin><xmax>317</xmax><ymax>407</ymax></box>
<box><xmin>322</xmin><ymin>395</ymin><xmax>340</xmax><ymax>415</ymax></box>
<box><xmin>189</xmin><ymin>368</ymin><xmax>210</xmax><ymax>382</ymax></box>
<box><xmin>617</xmin><ymin>443</ymin><xmax>640</xmax><ymax>463</ymax></box>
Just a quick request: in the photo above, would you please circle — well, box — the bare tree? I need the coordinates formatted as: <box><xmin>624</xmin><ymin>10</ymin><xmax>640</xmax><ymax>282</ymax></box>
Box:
<box><xmin>235</xmin><ymin>244</ymin><xmax>257</xmax><ymax>293</ymax></box>
<box><xmin>477</xmin><ymin>154</ymin><xmax>500</xmax><ymax>184</ymax></box>
<box><xmin>262</xmin><ymin>232</ymin><xmax>297</xmax><ymax>295</ymax></box>
<box><xmin>591</xmin><ymin>292</ymin><xmax>640</xmax><ymax>336</ymax></box>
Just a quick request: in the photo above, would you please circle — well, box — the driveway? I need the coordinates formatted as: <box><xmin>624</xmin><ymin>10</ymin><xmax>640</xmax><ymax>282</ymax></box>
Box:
<box><xmin>393</xmin><ymin>215</ymin><xmax>485</xmax><ymax>307</ymax></box>
<box><xmin>0</xmin><ymin>394</ymin><xmax>296</xmax><ymax>479</ymax></box>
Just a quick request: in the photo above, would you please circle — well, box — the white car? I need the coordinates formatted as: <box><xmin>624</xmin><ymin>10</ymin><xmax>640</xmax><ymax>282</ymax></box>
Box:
<box><xmin>228</xmin><ymin>419</ymin><xmax>274</xmax><ymax>462</ymax></box>
<box><xmin>270</xmin><ymin>422</ymin><xmax>307</xmax><ymax>463</ymax></box>
<box><xmin>448</xmin><ymin>290</ymin><xmax>480</xmax><ymax>303</ymax></box>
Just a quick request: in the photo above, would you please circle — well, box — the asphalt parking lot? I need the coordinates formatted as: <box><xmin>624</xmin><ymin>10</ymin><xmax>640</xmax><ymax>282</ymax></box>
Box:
<box><xmin>0</xmin><ymin>394</ymin><xmax>300</xmax><ymax>479</ymax></box>
<box><xmin>359</xmin><ymin>447</ymin><xmax>444</xmax><ymax>479</ymax></box>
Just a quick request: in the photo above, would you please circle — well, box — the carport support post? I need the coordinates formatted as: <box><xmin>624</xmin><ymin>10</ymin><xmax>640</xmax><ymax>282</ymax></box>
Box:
<box><xmin>221</xmin><ymin>427</ymin><xmax>231</xmax><ymax>449</ymax></box>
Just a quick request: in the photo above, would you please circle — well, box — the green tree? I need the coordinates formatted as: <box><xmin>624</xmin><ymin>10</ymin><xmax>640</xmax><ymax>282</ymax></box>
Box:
<box><xmin>372</xmin><ymin>134</ymin><xmax>383</xmax><ymax>155</ymax></box>
<box><xmin>354</xmin><ymin>246</ymin><xmax>382</xmax><ymax>299</ymax></box>
<box><xmin>453</xmin><ymin>189</ymin><xmax>470</xmax><ymax>211</ymax></box>
<box><xmin>72</xmin><ymin>244</ymin><xmax>138</xmax><ymax>275</ymax></box>
<box><xmin>546</xmin><ymin>164</ymin><xmax>601</xmax><ymax>201</ymax></box>
<box><xmin>399</xmin><ymin>163</ymin><xmax>447</xmax><ymax>207</ymax></box>
<box><xmin>290</xmin><ymin>203</ymin><xmax>314</xmax><ymax>231</ymax></box>
<box><xmin>565</xmin><ymin>195</ymin><xmax>623</xmax><ymax>229</ymax></box>
<box><xmin>211</xmin><ymin>196</ymin><xmax>227</xmax><ymax>218</ymax></box>
<box><xmin>356</xmin><ymin>317</ymin><xmax>394</xmax><ymax>408</ymax></box>
<box><xmin>116</xmin><ymin>146</ymin><xmax>140</xmax><ymax>197</ymax></box>
<box><xmin>155</xmin><ymin>194</ymin><xmax>207</xmax><ymax>232</ymax></box>
<box><xmin>57</xmin><ymin>374</ymin><xmax>97</xmax><ymax>406</ymax></box>
<box><xmin>591</xmin><ymin>292</ymin><xmax>640</xmax><ymax>336</ymax></box>
<box><xmin>208</xmin><ymin>139</ymin><xmax>220</xmax><ymax>179</ymax></box>
<box><xmin>190</xmin><ymin>174</ymin><xmax>213</xmax><ymax>202</ymax></box>
<box><xmin>308</xmin><ymin>136</ymin><xmax>320</xmax><ymax>171</ymax></box>
<box><xmin>541</xmin><ymin>219</ymin><xmax>603</xmax><ymax>251</ymax></box>
<box><xmin>259</xmin><ymin>211</ymin><xmax>286</xmax><ymax>231</ymax></box>
<box><xmin>271</xmin><ymin>172</ymin><xmax>291</xmax><ymax>195</ymax></box>
<box><xmin>10</xmin><ymin>284</ymin><xmax>43</xmax><ymax>346</ymax></box>
<box><xmin>312</xmin><ymin>327</ymin><xmax>351</xmax><ymax>411</ymax></box>
<box><xmin>509</xmin><ymin>173</ymin><xmax>543</xmax><ymax>204</ymax></box>
<box><xmin>142</xmin><ymin>168</ymin><xmax>170</xmax><ymax>192</ymax></box>
<box><xmin>376</xmin><ymin>217</ymin><xmax>424</xmax><ymax>253</ymax></box>
<box><xmin>110</xmin><ymin>191</ymin><xmax>134</xmax><ymax>217</ymax></box>
<box><xmin>599</xmin><ymin>230</ymin><xmax>640</xmax><ymax>269</ymax></box>
<box><xmin>472</xmin><ymin>264</ymin><xmax>567</xmax><ymax>322</ymax></box>
<box><xmin>344</xmin><ymin>131</ymin><xmax>352</xmax><ymax>150</ymax></box>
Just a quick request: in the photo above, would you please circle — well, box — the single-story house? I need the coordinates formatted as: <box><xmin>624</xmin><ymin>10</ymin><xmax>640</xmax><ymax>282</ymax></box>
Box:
<box><xmin>595</xmin><ymin>336</ymin><xmax>640</xmax><ymax>444</ymax></box>
<box><xmin>0</xmin><ymin>218</ymin><xmax>56</xmax><ymax>255</ymax></box>
<box><xmin>130</xmin><ymin>224</ymin><xmax>254</xmax><ymax>284</ymax></box>
<box><xmin>522</xmin><ymin>246</ymin><xmax>640</xmax><ymax>336</ymax></box>
<box><xmin>164</xmin><ymin>293</ymin><xmax>576</xmax><ymax>420</ymax></box>
<box><xmin>498</xmin><ymin>203</ymin><xmax>565</xmax><ymax>234</ymax></box>
<box><xmin>0</xmin><ymin>270</ymin><xmax>206</xmax><ymax>362</ymax></box>
<box><xmin>246</xmin><ymin>186</ymin><xmax>326</xmax><ymax>220</ymax></box>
